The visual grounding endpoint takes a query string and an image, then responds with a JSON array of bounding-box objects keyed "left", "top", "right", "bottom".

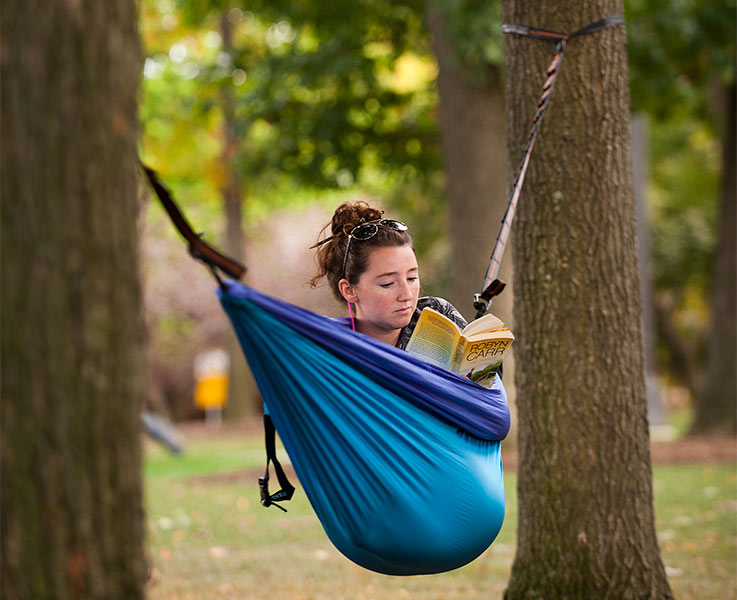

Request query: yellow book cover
[{"left": 405, "top": 308, "right": 514, "bottom": 388}]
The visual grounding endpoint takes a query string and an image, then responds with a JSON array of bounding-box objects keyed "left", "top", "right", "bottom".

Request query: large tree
[
  {"left": 501, "top": 2, "right": 673, "bottom": 597},
  {"left": 1, "top": 2, "right": 147, "bottom": 598}
]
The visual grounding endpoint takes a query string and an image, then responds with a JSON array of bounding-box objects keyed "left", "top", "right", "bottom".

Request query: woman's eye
[{"left": 380, "top": 282, "right": 393, "bottom": 288}]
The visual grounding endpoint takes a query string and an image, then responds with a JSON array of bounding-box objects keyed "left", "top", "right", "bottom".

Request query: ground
[{"left": 176, "top": 419, "right": 736, "bottom": 483}]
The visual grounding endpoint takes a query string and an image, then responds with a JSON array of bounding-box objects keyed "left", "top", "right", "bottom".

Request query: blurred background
[{"left": 138, "top": 0, "right": 735, "bottom": 437}]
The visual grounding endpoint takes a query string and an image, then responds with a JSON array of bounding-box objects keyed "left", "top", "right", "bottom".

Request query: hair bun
[
  {"left": 331, "top": 201, "right": 383, "bottom": 237},
  {"left": 311, "top": 200, "right": 412, "bottom": 301}
]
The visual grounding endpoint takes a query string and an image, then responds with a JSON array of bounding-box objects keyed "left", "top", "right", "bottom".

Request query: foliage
[
  {"left": 627, "top": 0, "right": 736, "bottom": 125},
  {"left": 140, "top": 0, "right": 231, "bottom": 207},
  {"left": 649, "top": 121, "right": 720, "bottom": 292},
  {"left": 626, "top": 0, "right": 734, "bottom": 292},
  {"left": 436, "top": 0, "right": 504, "bottom": 84},
  {"left": 141, "top": 0, "right": 440, "bottom": 197},
  {"left": 626, "top": 0, "right": 734, "bottom": 384},
  {"left": 140, "top": 0, "right": 507, "bottom": 218}
]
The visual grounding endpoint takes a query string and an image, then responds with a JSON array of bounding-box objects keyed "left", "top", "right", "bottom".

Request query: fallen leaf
[{"left": 218, "top": 583, "right": 237, "bottom": 595}]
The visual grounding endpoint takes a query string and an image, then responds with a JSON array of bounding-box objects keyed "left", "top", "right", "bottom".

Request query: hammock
[
  {"left": 140, "top": 164, "right": 509, "bottom": 574},
  {"left": 220, "top": 281, "right": 509, "bottom": 575}
]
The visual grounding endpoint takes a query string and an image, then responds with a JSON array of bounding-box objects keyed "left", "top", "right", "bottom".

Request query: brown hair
[{"left": 310, "top": 201, "right": 413, "bottom": 302}]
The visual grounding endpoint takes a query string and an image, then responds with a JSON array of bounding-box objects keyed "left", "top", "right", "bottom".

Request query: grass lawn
[{"left": 144, "top": 426, "right": 736, "bottom": 599}]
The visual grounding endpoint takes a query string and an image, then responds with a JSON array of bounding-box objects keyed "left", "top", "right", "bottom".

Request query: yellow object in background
[
  {"left": 195, "top": 376, "right": 228, "bottom": 409},
  {"left": 194, "top": 348, "right": 230, "bottom": 410}
]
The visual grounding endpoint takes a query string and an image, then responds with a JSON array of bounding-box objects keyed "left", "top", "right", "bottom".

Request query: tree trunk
[
  {"left": 690, "top": 81, "right": 737, "bottom": 435},
  {"left": 426, "top": 2, "right": 516, "bottom": 409},
  {"left": 501, "top": 2, "right": 673, "bottom": 598},
  {"left": 219, "top": 11, "right": 261, "bottom": 420},
  {"left": 1, "top": 2, "right": 147, "bottom": 599}
]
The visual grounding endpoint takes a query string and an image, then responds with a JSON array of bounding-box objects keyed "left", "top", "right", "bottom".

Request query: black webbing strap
[
  {"left": 501, "top": 15, "right": 625, "bottom": 42},
  {"left": 258, "top": 414, "right": 296, "bottom": 511},
  {"left": 140, "top": 162, "right": 246, "bottom": 283},
  {"left": 473, "top": 15, "right": 624, "bottom": 319}
]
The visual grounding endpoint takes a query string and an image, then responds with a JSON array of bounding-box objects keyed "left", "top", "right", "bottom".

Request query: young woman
[{"left": 311, "top": 201, "right": 467, "bottom": 349}]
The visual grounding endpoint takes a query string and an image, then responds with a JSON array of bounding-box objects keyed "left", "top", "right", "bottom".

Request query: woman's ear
[{"left": 338, "top": 278, "right": 358, "bottom": 304}]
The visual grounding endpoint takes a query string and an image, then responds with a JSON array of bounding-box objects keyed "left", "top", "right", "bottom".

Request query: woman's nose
[{"left": 398, "top": 281, "right": 413, "bottom": 300}]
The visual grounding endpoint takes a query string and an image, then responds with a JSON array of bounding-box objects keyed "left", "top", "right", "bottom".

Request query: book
[{"left": 405, "top": 308, "right": 514, "bottom": 388}]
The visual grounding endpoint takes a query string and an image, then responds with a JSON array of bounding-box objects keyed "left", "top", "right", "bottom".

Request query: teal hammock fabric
[{"left": 219, "top": 280, "right": 509, "bottom": 575}]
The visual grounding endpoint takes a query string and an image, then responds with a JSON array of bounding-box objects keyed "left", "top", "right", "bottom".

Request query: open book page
[
  {"left": 460, "top": 312, "right": 505, "bottom": 337},
  {"left": 404, "top": 308, "right": 462, "bottom": 370}
]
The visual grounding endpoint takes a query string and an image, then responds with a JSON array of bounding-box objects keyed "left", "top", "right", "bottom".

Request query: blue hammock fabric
[{"left": 219, "top": 280, "right": 510, "bottom": 575}]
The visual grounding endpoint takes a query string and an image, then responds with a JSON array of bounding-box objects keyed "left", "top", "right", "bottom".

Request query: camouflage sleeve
[{"left": 418, "top": 297, "right": 468, "bottom": 330}]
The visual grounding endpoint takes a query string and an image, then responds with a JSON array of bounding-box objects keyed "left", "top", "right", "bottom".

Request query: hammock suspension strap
[
  {"left": 259, "top": 414, "right": 296, "bottom": 511},
  {"left": 140, "top": 162, "right": 246, "bottom": 283},
  {"left": 473, "top": 14, "right": 625, "bottom": 319}
]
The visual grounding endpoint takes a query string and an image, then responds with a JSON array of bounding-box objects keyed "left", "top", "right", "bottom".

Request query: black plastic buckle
[
  {"left": 473, "top": 279, "right": 507, "bottom": 319},
  {"left": 258, "top": 476, "right": 293, "bottom": 512}
]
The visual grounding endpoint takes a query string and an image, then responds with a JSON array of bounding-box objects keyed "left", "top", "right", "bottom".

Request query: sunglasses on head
[
  {"left": 341, "top": 219, "right": 408, "bottom": 280},
  {"left": 311, "top": 218, "right": 408, "bottom": 248},
  {"left": 347, "top": 218, "right": 408, "bottom": 240}
]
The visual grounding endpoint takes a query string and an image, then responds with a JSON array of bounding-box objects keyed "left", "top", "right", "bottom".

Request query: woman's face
[{"left": 341, "top": 244, "right": 420, "bottom": 341}]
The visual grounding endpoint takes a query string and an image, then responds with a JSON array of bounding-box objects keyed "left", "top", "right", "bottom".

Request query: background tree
[
  {"left": 218, "top": 7, "right": 259, "bottom": 420},
  {"left": 692, "top": 83, "right": 736, "bottom": 434},
  {"left": 426, "top": 0, "right": 515, "bottom": 403},
  {"left": 501, "top": 1, "right": 673, "bottom": 597},
  {"left": 1, "top": 2, "right": 147, "bottom": 598},
  {"left": 627, "top": 0, "right": 736, "bottom": 433},
  {"left": 426, "top": 2, "right": 511, "bottom": 312}
]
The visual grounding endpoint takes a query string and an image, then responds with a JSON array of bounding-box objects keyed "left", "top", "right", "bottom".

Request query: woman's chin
[{"left": 394, "top": 313, "right": 414, "bottom": 329}]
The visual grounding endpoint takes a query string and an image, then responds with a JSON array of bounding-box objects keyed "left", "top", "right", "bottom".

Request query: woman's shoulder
[
  {"left": 418, "top": 297, "right": 467, "bottom": 325},
  {"left": 417, "top": 296, "right": 461, "bottom": 315}
]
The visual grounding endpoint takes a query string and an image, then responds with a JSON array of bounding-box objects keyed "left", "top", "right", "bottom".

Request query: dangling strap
[
  {"left": 258, "top": 414, "right": 296, "bottom": 512},
  {"left": 140, "top": 162, "right": 246, "bottom": 283},
  {"left": 473, "top": 15, "right": 624, "bottom": 319}
]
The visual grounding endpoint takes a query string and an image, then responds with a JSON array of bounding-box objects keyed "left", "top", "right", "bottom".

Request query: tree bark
[
  {"left": 219, "top": 11, "right": 262, "bottom": 420},
  {"left": 1, "top": 2, "right": 147, "bottom": 598},
  {"left": 690, "top": 81, "right": 737, "bottom": 435},
  {"left": 501, "top": 2, "right": 673, "bottom": 597},
  {"left": 426, "top": 2, "right": 516, "bottom": 408}
]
